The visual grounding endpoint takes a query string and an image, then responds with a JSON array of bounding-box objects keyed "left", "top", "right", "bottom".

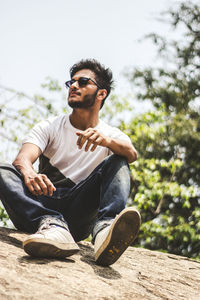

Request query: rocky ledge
[{"left": 0, "top": 227, "right": 199, "bottom": 299}]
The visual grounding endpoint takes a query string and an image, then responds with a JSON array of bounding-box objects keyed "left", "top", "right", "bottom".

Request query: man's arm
[
  {"left": 13, "top": 143, "right": 56, "bottom": 196},
  {"left": 76, "top": 128, "right": 137, "bottom": 163}
]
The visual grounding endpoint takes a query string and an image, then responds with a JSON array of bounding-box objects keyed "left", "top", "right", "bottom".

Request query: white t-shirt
[{"left": 23, "top": 114, "right": 131, "bottom": 186}]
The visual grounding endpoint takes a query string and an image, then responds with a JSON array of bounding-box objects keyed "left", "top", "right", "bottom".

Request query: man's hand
[
  {"left": 76, "top": 127, "right": 138, "bottom": 163},
  {"left": 13, "top": 143, "right": 56, "bottom": 197},
  {"left": 76, "top": 128, "right": 110, "bottom": 152},
  {"left": 24, "top": 172, "right": 56, "bottom": 196}
]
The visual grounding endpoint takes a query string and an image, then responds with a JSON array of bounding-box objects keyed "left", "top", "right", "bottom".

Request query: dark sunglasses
[{"left": 65, "top": 77, "right": 101, "bottom": 89}]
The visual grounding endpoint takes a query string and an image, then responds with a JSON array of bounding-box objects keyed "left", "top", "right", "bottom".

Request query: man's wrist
[
  {"left": 13, "top": 163, "right": 36, "bottom": 178},
  {"left": 104, "top": 136, "right": 112, "bottom": 148}
]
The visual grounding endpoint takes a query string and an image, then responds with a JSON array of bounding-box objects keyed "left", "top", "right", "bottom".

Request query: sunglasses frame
[{"left": 65, "top": 77, "right": 101, "bottom": 89}]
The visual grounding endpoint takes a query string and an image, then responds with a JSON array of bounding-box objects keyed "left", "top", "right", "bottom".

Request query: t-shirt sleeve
[
  {"left": 23, "top": 119, "right": 52, "bottom": 152},
  {"left": 107, "top": 127, "right": 131, "bottom": 143},
  {"left": 98, "top": 121, "right": 132, "bottom": 155},
  {"left": 99, "top": 121, "right": 132, "bottom": 143},
  {"left": 107, "top": 127, "right": 132, "bottom": 155}
]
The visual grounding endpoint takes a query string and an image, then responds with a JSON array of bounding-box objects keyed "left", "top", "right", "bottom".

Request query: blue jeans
[{"left": 0, "top": 155, "right": 130, "bottom": 242}]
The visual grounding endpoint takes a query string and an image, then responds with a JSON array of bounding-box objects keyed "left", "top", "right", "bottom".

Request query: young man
[{"left": 0, "top": 59, "right": 141, "bottom": 266}]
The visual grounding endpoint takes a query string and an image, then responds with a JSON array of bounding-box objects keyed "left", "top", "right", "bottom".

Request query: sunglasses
[{"left": 65, "top": 77, "right": 101, "bottom": 89}]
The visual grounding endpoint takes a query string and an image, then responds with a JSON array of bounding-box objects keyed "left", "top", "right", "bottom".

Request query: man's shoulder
[
  {"left": 38, "top": 114, "right": 69, "bottom": 128},
  {"left": 98, "top": 119, "right": 120, "bottom": 133},
  {"left": 46, "top": 114, "right": 68, "bottom": 124}
]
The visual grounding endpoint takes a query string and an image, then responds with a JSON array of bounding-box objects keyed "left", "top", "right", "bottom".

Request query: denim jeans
[{"left": 0, "top": 154, "right": 130, "bottom": 242}]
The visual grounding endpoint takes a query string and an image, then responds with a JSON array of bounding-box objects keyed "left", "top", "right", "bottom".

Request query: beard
[{"left": 68, "top": 89, "right": 98, "bottom": 109}]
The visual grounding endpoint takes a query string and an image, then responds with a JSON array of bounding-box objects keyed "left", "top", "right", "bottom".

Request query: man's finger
[
  {"left": 76, "top": 130, "right": 95, "bottom": 149},
  {"left": 25, "top": 174, "right": 56, "bottom": 196},
  {"left": 35, "top": 175, "right": 56, "bottom": 196},
  {"left": 84, "top": 133, "right": 99, "bottom": 151},
  {"left": 32, "top": 180, "right": 43, "bottom": 195},
  {"left": 90, "top": 136, "right": 103, "bottom": 152},
  {"left": 43, "top": 177, "right": 56, "bottom": 196},
  {"left": 76, "top": 132, "right": 83, "bottom": 147},
  {"left": 25, "top": 177, "right": 39, "bottom": 195},
  {"left": 27, "top": 183, "right": 38, "bottom": 196}
]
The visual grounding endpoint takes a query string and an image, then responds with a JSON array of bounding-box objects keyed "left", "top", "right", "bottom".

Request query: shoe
[
  {"left": 94, "top": 207, "right": 141, "bottom": 266},
  {"left": 23, "top": 218, "right": 80, "bottom": 258}
]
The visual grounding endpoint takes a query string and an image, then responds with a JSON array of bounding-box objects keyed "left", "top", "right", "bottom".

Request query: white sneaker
[
  {"left": 23, "top": 218, "right": 80, "bottom": 258},
  {"left": 94, "top": 207, "right": 141, "bottom": 266}
]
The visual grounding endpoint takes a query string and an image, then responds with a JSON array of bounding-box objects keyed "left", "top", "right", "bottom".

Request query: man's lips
[{"left": 70, "top": 91, "right": 81, "bottom": 97}]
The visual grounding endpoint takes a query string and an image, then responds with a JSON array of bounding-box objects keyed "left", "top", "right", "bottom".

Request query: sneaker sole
[
  {"left": 23, "top": 238, "right": 80, "bottom": 258},
  {"left": 95, "top": 208, "right": 141, "bottom": 266}
]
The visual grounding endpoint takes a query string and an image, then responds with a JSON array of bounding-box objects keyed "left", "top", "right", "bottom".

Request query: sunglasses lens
[
  {"left": 65, "top": 77, "right": 91, "bottom": 88},
  {"left": 78, "top": 77, "right": 89, "bottom": 87},
  {"left": 65, "top": 80, "right": 73, "bottom": 88}
]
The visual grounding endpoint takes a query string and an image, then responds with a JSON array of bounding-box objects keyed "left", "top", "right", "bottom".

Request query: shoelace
[
  {"left": 38, "top": 221, "right": 53, "bottom": 233},
  {"left": 37, "top": 217, "right": 69, "bottom": 233}
]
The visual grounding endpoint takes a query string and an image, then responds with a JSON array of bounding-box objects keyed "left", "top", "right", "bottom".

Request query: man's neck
[{"left": 69, "top": 109, "right": 99, "bottom": 130}]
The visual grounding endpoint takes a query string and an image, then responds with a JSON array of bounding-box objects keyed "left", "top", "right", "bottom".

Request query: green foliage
[
  {"left": 0, "top": 78, "right": 68, "bottom": 161},
  {"left": 124, "top": 1, "right": 200, "bottom": 260},
  {"left": 41, "top": 77, "right": 62, "bottom": 91},
  {"left": 100, "top": 94, "right": 132, "bottom": 126},
  {"left": 0, "top": 205, "right": 9, "bottom": 227},
  {"left": 127, "top": 109, "right": 200, "bottom": 259}
]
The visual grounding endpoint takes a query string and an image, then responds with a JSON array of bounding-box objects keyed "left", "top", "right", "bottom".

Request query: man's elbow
[
  {"left": 12, "top": 158, "right": 17, "bottom": 167},
  {"left": 127, "top": 148, "right": 138, "bottom": 163},
  {"left": 12, "top": 156, "right": 22, "bottom": 168}
]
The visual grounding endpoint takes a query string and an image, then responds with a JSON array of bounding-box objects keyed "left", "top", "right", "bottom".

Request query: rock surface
[{"left": 0, "top": 227, "right": 199, "bottom": 300}]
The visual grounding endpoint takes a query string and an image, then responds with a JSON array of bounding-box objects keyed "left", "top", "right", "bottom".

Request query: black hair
[{"left": 70, "top": 59, "right": 114, "bottom": 108}]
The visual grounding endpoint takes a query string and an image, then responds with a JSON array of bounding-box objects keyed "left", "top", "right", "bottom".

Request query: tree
[
  {"left": 0, "top": 78, "right": 69, "bottom": 157},
  {"left": 124, "top": 1, "right": 200, "bottom": 259}
]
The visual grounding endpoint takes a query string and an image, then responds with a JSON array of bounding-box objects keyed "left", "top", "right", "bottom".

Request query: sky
[{"left": 0, "top": 0, "right": 180, "bottom": 97}]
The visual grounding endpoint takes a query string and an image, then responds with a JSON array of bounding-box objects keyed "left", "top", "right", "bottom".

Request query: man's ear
[{"left": 97, "top": 89, "right": 107, "bottom": 101}]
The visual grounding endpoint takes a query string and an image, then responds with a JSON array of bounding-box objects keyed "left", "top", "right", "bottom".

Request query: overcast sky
[{"left": 0, "top": 0, "right": 182, "bottom": 96}]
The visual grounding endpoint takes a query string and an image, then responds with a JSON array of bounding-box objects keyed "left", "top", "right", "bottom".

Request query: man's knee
[
  {"left": 0, "top": 163, "right": 18, "bottom": 175},
  {"left": 103, "top": 154, "right": 130, "bottom": 176},
  {"left": 0, "top": 163, "right": 23, "bottom": 197},
  {"left": 0, "top": 163, "right": 21, "bottom": 181},
  {"left": 105, "top": 154, "right": 129, "bottom": 165}
]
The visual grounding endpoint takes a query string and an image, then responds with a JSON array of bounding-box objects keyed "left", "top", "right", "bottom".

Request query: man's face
[{"left": 67, "top": 69, "right": 99, "bottom": 109}]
